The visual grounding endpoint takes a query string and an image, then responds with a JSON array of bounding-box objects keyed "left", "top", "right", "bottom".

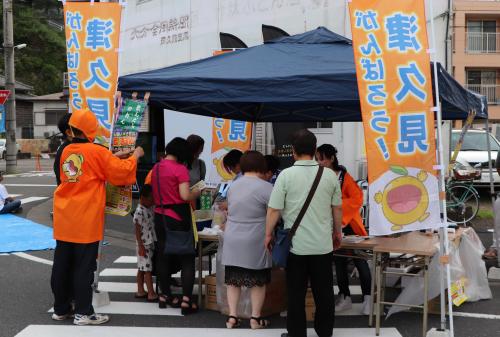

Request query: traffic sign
[{"left": 0, "top": 90, "right": 11, "bottom": 105}]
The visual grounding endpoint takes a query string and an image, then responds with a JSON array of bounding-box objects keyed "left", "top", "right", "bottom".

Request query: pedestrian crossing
[
  {"left": 15, "top": 325, "right": 403, "bottom": 337},
  {"left": 13, "top": 255, "right": 402, "bottom": 337}
]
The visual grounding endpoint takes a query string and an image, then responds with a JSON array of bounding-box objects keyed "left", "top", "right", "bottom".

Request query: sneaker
[
  {"left": 335, "top": 294, "right": 352, "bottom": 312},
  {"left": 51, "top": 312, "right": 74, "bottom": 321},
  {"left": 361, "top": 295, "right": 372, "bottom": 315},
  {"left": 73, "top": 313, "right": 110, "bottom": 326}
]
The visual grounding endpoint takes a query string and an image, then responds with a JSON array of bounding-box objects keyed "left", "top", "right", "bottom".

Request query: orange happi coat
[
  {"left": 53, "top": 142, "right": 137, "bottom": 243},
  {"left": 341, "top": 171, "right": 368, "bottom": 237}
]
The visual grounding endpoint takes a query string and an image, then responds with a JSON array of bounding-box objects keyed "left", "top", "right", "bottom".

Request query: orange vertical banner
[
  {"left": 64, "top": 2, "right": 122, "bottom": 146},
  {"left": 211, "top": 118, "right": 252, "bottom": 182},
  {"left": 349, "top": 0, "right": 440, "bottom": 235}
]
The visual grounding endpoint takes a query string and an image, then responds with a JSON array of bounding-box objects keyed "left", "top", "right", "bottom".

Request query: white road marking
[
  {"left": 114, "top": 256, "right": 137, "bottom": 264},
  {"left": 4, "top": 171, "right": 55, "bottom": 178},
  {"left": 453, "top": 312, "right": 500, "bottom": 320},
  {"left": 100, "top": 268, "right": 210, "bottom": 278},
  {"left": 100, "top": 268, "right": 139, "bottom": 277},
  {"left": 98, "top": 282, "right": 203, "bottom": 295},
  {"left": 12, "top": 252, "right": 53, "bottom": 265},
  {"left": 9, "top": 194, "right": 22, "bottom": 198},
  {"left": 48, "top": 302, "right": 182, "bottom": 316},
  {"left": 19, "top": 196, "right": 49, "bottom": 204},
  {"left": 14, "top": 326, "right": 403, "bottom": 337},
  {"left": 112, "top": 256, "right": 363, "bottom": 295},
  {"left": 4, "top": 184, "right": 56, "bottom": 187}
]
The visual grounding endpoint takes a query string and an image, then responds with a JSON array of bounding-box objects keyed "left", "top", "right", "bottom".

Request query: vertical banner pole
[{"left": 428, "top": 0, "right": 454, "bottom": 335}]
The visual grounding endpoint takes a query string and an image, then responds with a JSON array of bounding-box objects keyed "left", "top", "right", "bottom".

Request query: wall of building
[
  {"left": 15, "top": 100, "right": 34, "bottom": 139},
  {"left": 33, "top": 100, "right": 68, "bottom": 139},
  {"left": 453, "top": 0, "right": 500, "bottom": 121}
]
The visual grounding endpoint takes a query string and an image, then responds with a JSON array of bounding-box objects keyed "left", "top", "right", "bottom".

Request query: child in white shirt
[{"left": 0, "top": 171, "right": 21, "bottom": 214}]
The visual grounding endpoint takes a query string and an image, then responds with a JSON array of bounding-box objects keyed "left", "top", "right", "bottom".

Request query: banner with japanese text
[
  {"left": 64, "top": 2, "right": 122, "bottom": 146},
  {"left": 210, "top": 118, "right": 252, "bottom": 183},
  {"left": 106, "top": 98, "right": 147, "bottom": 216},
  {"left": 349, "top": 0, "right": 440, "bottom": 235}
]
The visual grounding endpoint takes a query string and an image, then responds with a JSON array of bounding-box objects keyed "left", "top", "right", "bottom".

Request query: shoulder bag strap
[
  {"left": 155, "top": 164, "right": 168, "bottom": 227},
  {"left": 287, "top": 166, "right": 324, "bottom": 239}
]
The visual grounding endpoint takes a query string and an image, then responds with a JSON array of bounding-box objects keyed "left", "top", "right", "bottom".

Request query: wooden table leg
[
  {"left": 369, "top": 252, "right": 376, "bottom": 327},
  {"left": 197, "top": 240, "right": 203, "bottom": 308},
  {"left": 375, "top": 252, "right": 382, "bottom": 336},
  {"left": 423, "top": 256, "right": 430, "bottom": 337}
]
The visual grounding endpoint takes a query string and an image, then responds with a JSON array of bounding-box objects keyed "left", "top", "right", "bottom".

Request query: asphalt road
[{"left": 0, "top": 159, "right": 499, "bottom": 337}]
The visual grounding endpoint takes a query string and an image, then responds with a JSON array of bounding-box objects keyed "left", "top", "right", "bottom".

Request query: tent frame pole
[
  {"left": 484, "top": 119, "right": 500, "bottom": 267},
  {"left": 429, "top": 0, "right": 454, "bottom": 336}
]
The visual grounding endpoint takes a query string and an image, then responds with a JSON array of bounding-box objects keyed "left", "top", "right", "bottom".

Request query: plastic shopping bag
[{"left": 216, "top": 233, "right": 253, "bottom": 318}]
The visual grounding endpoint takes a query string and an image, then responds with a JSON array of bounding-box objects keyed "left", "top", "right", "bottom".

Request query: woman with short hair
[{"left": 222, "top": 151, "right": 273, "bottom": 329}]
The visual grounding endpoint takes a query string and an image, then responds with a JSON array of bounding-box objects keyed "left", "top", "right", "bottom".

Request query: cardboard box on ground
[{"left": 205, "top": 269, "right": 287, "bottom": 318}]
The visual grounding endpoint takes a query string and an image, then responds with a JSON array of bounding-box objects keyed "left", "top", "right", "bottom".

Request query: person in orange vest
[
  {"left": 316, "top": 144, "right": 371, "bottom": 315},
  {"left": 51, "top": 108, "right": 144, "bottom": 326}
]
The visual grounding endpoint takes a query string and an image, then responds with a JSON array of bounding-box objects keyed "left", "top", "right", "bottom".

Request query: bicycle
[{"left": 445, "top": 178, "right": 480, "bottom": 225}]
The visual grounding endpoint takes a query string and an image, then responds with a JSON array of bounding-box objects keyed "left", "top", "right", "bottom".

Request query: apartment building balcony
[
  {"left": 466, "top": 32, "right": 500, "bottom": 54},
  {"left": 466, "top": 84, "right": 500, "bottom": 105}
]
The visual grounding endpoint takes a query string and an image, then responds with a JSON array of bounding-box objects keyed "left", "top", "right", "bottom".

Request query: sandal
[
  {"left": 250, "top": 316, "right": 270, "bottom": 329},
  {"left": 483, "top": 248, "right": 497, "bottom": 260},
  {"left": 147, "top": 296, "right": 159, "bottom": 303},
  {"left": 134, "top": 293, "right": 147, "bottom": 299},
  {"left": 180, "top": 298, "right": 199, "bottom": 315},
  {"left": 158, "top": 295, "right": 180, "bottom": 309},
  {"left": 225, "top": 315, "right": 241, "bottom": 329}
]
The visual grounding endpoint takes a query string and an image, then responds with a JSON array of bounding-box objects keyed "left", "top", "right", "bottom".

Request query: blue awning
[{"left": 119, "top": 27, "right": 487, "bottom": 122}]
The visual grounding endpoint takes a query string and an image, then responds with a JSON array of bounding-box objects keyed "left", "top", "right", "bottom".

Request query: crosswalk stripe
[
  {"left": 100, "top": 268, "right": 210, "bottom": 279},
  {"left": 114, "top": 256, "right": 137, "bottom": 264},
  {"left": 48, "top": 302, "right": 182, "bottom": 316},
  {"left": 14, "top": 326, "right": 403, "bottom": 337},
  {"left": 97, "top": 280, "right": 361, "bottom": 297},
  {"left": 100, "top": 268, "right": 137, "bottom": 277},
  {"left": 98, "top": 282, "right": 204, "bottom": 295}
]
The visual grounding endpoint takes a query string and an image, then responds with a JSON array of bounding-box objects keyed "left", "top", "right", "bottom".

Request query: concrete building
[
  {"left": 30, "top": 92, "right": 69, "bottom": 139},
  {"left": 453, "top": 0, "right": 500, "bottom": 124}
]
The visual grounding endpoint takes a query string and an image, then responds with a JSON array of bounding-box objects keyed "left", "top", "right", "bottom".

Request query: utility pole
[{"left": 3, "top": 0, "right": 16, "bottom": 173}]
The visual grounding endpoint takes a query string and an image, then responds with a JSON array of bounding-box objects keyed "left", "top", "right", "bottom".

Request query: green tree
[{"left": 0, "top": 1, "right": 66, "bottom": 95}]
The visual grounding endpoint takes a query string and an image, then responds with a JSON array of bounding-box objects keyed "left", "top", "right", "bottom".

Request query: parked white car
[
  {"left": 0, "top": 139, "right": 21, "bottom": 159},
  {"left": 451, "top": 129, "right": 500, "bottom": 187}
]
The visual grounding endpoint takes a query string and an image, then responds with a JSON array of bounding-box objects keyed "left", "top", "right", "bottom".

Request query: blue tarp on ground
[
  {"left": 0, "top": 214, "right": 55, "bottom": 253},
  {"left": 118, "top": 27, "right": 488, "bottom": 122}
]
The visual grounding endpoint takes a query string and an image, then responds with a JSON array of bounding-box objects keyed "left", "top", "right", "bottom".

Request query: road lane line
[
  {"left": 19, "top": 196, "right": 49, "bottom": 204},
  {"left": 12, "top": 252, "right": 53, "bottom": 265},
  {"left": 453, "top": 312, "right": 500, "bottom": 320}
]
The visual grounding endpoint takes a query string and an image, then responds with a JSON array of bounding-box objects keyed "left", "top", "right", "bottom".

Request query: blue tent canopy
[{"left": 118, "top": 27, "right": 487, "bottom": 122}]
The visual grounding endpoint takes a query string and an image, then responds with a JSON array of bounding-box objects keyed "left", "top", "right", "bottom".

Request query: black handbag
[
  {"left": 272, "top": 166, "right": 324, "bottom": 268},
  {"left": 155, "top": 164, "right": 195, "bottom": 255}
]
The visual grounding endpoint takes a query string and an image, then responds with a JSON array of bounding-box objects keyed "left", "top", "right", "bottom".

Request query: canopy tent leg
[
  {"left": 429, "top": 1, "right": 454, "bottom": 335},
  {"left": 485, "top": 119, "right": 500, "bottom": 274}
]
